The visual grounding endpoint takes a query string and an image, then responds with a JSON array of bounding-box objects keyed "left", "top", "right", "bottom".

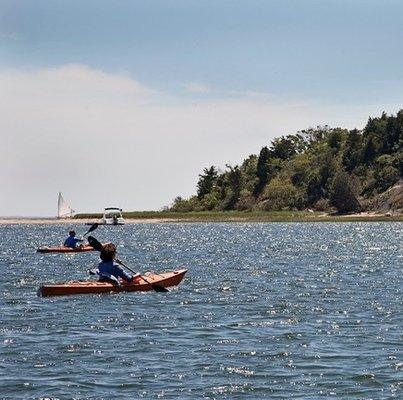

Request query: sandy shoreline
[
  {"left": 0, "top": 212, "right": 401, "bottom": 225},
  {"left": 0, "top": 218, "right": 179, "bottom": 225}
]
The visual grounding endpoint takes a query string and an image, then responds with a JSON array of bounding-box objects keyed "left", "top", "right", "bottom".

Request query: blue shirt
[
  {"left": 97, "top": 261, "right": 133, "bottom": 282},
  {"left": 64, "top": 236, "right": 82, "bottom": 248}
]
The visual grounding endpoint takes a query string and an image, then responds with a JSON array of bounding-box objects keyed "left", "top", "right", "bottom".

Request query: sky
[{"left": 0, "top": 0, "right": 402, "bottom": 216}]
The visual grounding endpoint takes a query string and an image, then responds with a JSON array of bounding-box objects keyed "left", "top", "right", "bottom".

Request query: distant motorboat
[
  {"left": 102, "top": 207, "right": 125, "bottom": 225},
  {"left": 58, "top": 192, "right": 75, "bottom": 219}
]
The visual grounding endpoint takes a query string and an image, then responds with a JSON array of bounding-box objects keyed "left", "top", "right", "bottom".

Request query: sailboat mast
[{"left": 57, "top": 192, "right": 62, "bottom": 219}]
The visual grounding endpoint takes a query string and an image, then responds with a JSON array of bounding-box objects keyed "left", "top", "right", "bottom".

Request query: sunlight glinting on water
[{"left": 0, "top": 222, "right": 402, "bottom": 399}]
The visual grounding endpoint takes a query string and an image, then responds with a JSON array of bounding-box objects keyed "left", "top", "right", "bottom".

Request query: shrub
[
  {"left": 261, "top": 178, "right": 305, "bottom": 210},
  {"left": 235, "top": 190, "right": 256, "bottom": 210},
  {"left": 200, "top": 192, "right": 220, "bottom": 211},
  {"left": 329, "top": 171, "right": 361, "bottom": 213},
  {"left": 171, "top": 196, "right": 201, "bottom": 212},
  {"left": 375, "top": 165, "right": 400, "bottom": 192},
  {"left": 313, "top": 198, "right": 330, "bottom": 211}
]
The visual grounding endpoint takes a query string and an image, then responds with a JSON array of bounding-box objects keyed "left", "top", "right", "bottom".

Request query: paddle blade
[
  {"left": 138, "top": 274, "right": 170, "bottom": 293},
  {"left": 152, "top": 284, "right": 169, "bottom": 293},
  {"left": 83, "top": 223, "right": 99, "bottom": 237},
  {"left": 87, "top": 236, "right": 104, "bottom": 252}
]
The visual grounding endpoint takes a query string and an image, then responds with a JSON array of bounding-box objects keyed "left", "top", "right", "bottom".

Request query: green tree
[
  {"left": 253, "top": 146, "right": 270, "bottom": 197},
  {"left": 171, "top": 196, "right": 193, "bottom": 212},
  {"left": 235, "top": 189, "right": 255, "bottom": 210},
  {"left": 170, "top": 109, "right": 403, "bottom": 214},
  {"left": 342, "top": 129, "right": 362, "bottom": 172},
  {"left": 374, "top": 155, "right": 400, "bottom": 192},
  {"left": 361, "top": 136, "right": 377, "bottom": 165},
  {"left": 376, "top": 166, "right": 400, "bottom": 192},
  {"left": 290, "top": 154, "right": 311, "bottom": 187},
  {"left": 223, "top": 165, "right": 242, "bottom": 210},
  {"left": 200, "top": 192, "right": 220, "bottom": 210},
  {"left": 318, "top": 151, "right": 339, "bottom": 193},
  {"left": 261, "top": 178, "right": 305, "bottom": 210},
  {"left": 299, "top": 126, "right": 329, "bottom": 144},
  {"left": 240, "top": 155, "right": 258, "bottom": 194},
  {"left": 269, "top": 136, "right": 297, "bottom": 160},
  {"left": 329, "top": 171, "right": 361, "bottom": 213},
  {"left": 306, "top": 171, "right": 323, "bottom": 205},
  {"left": 397, "top": 151, "right": 403, "bottom": 177},
  {"left": 326, "top": 129, "right": 344, "bottom": 151},
  {"left": 197, "top": 166, "right": 218, "bottom": 199}
]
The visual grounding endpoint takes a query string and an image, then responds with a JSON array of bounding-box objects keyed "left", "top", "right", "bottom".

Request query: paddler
[
  {"left": 63, "top": 230, "right": 84, "bottom": 249},
  {"left": 97, "top": 243, "right": 140, "bottom": 285}
]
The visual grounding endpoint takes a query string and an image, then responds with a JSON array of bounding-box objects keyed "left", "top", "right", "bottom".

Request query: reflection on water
[{"left": 0, "top": 222, "right": 402, "bottom": 399}]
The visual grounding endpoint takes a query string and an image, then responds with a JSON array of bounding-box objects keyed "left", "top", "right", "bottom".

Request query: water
[{"left": 0, "top": 222, "right": 402, "bottom": 399}]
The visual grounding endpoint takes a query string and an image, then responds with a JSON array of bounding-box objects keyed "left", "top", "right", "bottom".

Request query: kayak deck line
[
  {"left": 37, "top": 244, "right": 109, "bottom": 253},
  {"left": 38, "top": 269, "right": 187, "bottom": 297}
]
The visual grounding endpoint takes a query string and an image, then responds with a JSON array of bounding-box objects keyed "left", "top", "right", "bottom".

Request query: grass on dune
[{"left": 74, "top": 210, "right": 403, "bottom": 222}]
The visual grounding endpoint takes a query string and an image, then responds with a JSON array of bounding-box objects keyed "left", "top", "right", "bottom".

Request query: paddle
[
  {"left": 61, "top": 223, "right": 98, "bottom": 249},
  {"left": 82, "top": 223, "right": 99, "bottom": 238},
  {"left": 87, "top": 236, "right": 169, "bottom": 292}
]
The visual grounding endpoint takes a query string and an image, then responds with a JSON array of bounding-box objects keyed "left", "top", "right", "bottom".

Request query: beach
[
  {"left": 0, "top": 211, "right": 401, "bottom": 225},
  {"left": 0, "top": 218, "right": 179, "bottom": 225}
]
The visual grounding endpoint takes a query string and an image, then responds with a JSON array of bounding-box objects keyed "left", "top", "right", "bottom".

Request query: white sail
[{"left": 57, "top": 192, "right": 75, "bottom": 218}]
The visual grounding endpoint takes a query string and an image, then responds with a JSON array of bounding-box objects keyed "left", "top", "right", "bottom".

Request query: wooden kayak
[
  {"left": 38, "top": 269, "right": 187, "bottom": 297},
  {"left": 37, "top": 244, "right": 103, "bottom": 253}
]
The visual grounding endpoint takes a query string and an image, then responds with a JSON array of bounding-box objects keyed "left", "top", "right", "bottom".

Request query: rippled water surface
[{"left": 0, "top": 222, "right": 402, "bottom": 399}]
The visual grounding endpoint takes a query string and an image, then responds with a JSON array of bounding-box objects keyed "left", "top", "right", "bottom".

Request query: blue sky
[
  {"left": 2, "top": 0, "right": 403, "bottom": 103},
  {"left": 0, "top": 1, "right": 402, "bottom": 215}
]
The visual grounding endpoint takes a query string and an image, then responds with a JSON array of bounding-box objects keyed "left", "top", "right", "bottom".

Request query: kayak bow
[{"left": 38, "top": 269, "right": 187, "bottom": 297}]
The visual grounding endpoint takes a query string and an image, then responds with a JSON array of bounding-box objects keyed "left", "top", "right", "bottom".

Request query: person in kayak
[
  {"left": 97, "top": 243, "right": 140, "bottom": 285},
  {"left": 63, "top": 230, "right": 84, "bottom": 249}
]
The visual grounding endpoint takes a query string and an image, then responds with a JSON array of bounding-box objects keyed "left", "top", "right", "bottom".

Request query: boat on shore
[
  {"left": 103, "top": 207, "right": 125, "bottom": 225},
  {"left": 38, "top": 269, "right": 187, "bottom": 296}
]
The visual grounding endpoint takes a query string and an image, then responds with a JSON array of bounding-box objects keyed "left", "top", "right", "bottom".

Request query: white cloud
[
  {"left": 182, "top": 82, "right": 214, "bottom": 94},
  {"left": 0, "top": 65, "right": 401, "bottom": 216}
]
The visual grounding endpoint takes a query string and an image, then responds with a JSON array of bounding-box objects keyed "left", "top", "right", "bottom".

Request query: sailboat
[{"left": 57, "top": 192, "right": 75, "bottom": 219}]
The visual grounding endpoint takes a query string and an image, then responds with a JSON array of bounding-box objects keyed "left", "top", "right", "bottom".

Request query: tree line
[{"left": 171, "top": 110, "right": 403, "bottom": 213}]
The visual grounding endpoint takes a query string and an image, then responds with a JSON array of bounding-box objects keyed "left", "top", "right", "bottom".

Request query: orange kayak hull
[
  {"left": 37, "top": 245, "right": 102, "bottom": 253},
  {"left": 38, "top": 269, "right": 187, "bottom": 297}
]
